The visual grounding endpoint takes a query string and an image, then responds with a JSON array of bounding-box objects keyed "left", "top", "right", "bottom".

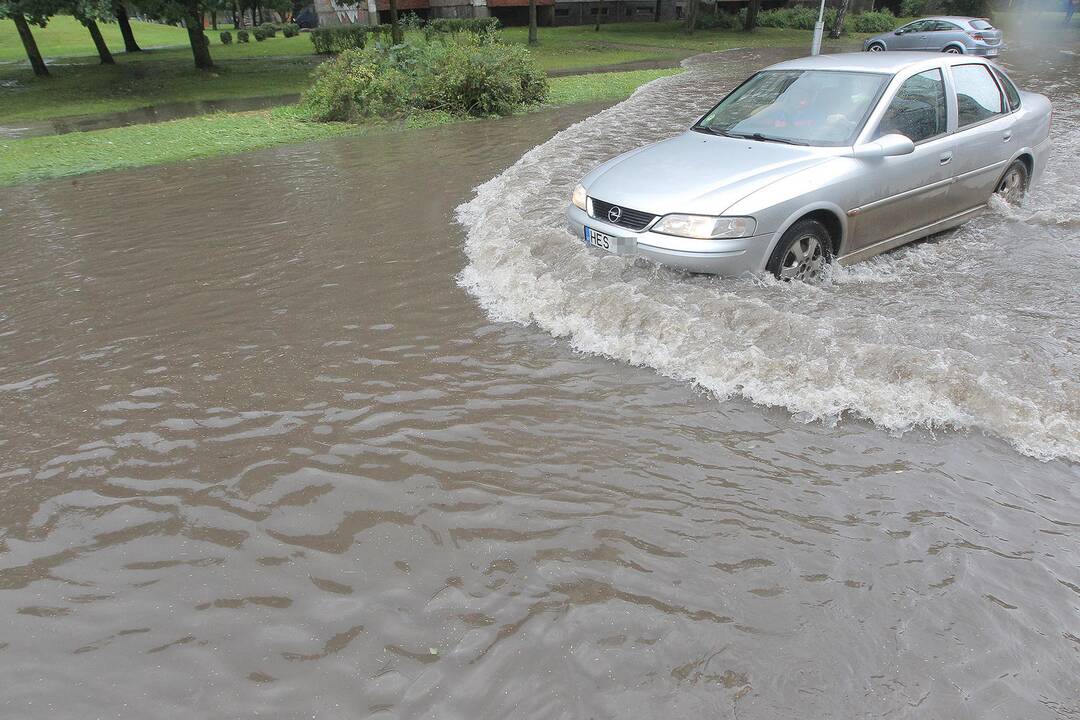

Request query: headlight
[
  {"left": 571, "top": 184, "right": 588, "bottom": 211},
  {"left": 651, "top": 215, "right": 756, "bottom": 239}
]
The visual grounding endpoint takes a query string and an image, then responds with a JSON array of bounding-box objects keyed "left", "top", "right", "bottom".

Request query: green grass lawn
[
  {"left": 0, "top": 67, "right": 682, "bottom": 186},
  {"left": 0, "top": 15, "right": 191, "bottom": 60}
]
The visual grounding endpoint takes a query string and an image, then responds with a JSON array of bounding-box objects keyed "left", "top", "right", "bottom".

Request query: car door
[
  {"left": 894, "top": 20, "right": 932, "bottom": 50},
  {"left": 846, "top": 68, "right": 954, "bottom": 254},
  {"left": 946, "top": 62, "right": 1014, "bottom": 213}
]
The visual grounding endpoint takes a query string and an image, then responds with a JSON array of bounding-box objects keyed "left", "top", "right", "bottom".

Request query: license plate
[
  {"left": 987, "top": 48, "right": 999, "bottom": 56},
  {"left": 584, "top": 226, "right": 620, "bottom": 254}
]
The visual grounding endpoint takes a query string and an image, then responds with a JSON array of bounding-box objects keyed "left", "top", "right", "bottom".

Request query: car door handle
[
  {"left": 939, "top": 152, "right": 953, "bottom": 165},
  {"left": 1003, "top": 130, "right": 1013, "bottom": 142}
]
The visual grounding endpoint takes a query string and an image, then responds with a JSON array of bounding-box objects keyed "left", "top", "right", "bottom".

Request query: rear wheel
[
  {"left": 767, "top": 219, "right": 833, "bottom": 283},
  {"left": 995, "top": 159, "right": 1029, "bottom": 205},
  {"left": 867, "top": 42, "right": 885, "bottom": 52},
  {"left": 943, "top": 45, "right": 964, "bottom": 54}
]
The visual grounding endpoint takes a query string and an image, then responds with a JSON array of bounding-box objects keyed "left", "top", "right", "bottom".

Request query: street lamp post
[{"left": 811, "top": 0, "right": 826, "bottom": 55}]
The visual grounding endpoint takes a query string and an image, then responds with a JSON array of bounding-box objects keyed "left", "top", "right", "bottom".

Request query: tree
[
  {"left": 113, "top": 0, "right": 141, "bottom": 51},
  {"left": 593, "top": 0, "right": 603, "bottom": 31},
  {"left": 388, "top": 0, "right": 401, "bottom": 43},
  {"left": 744, "top": 0, "right": 760, "bottom": 31},
  {"left": 70, "top": 0, "right": 117, "bottom": 64},
  {"left": 528, "top": 0, "right": 537, "bottom": 45},
  {"left": 684, "top": 0, "right": 698, "bottom": 33},
  {"left": 142, "top": 0, "right": 214, "bottom": 68},
  {"left": 829, "top": 0, "right": 849, "bottom": 39},
  {"left": 0, "top": 0, "right": 61, "bottom": 77}
]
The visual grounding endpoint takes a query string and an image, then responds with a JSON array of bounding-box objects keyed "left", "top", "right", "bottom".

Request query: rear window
[{"left": 970, "top": 20, "right": 994, "bottom": 30}]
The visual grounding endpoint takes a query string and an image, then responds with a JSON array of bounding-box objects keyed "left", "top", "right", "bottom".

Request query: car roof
[{"left": 764, "top": 51, "right": 988, "bottom": 76}]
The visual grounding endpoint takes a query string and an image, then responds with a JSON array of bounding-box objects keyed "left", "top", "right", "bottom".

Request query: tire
[
  {"left": 766, "top": 219, "right": 833, "bottom": 282},
  {"left": 995, "top": 159, "right": 1029, "bottom": 205},
  {"left": 943, "top": 46, "right": 964, "bottom": 54},
  {"left": 867, "top": 43, "right": 885, "bottom": 52}
]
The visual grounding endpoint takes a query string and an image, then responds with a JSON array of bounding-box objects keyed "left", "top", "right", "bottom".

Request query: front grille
[{"left": 590, "top": 198, "right": 657, "bottom": 232}]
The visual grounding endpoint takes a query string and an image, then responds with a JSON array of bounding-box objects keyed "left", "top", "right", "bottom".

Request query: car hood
[{"left": 583, "top": 131, "right": 834, "bottom": 217}]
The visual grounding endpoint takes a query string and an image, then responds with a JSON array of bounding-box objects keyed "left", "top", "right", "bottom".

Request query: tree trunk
[
  {"left": 654, "top": 0, "right": 661, "bottom": 21},
  {"left": 594, "top": 0, "right": 604, "bottom": 31},
  {"left": 232, "top": 1, "right": 239, "bottom": 28},
  {"left": 114, "top": 2, "right": 142, "bottom": 52},
  {"left": 211, "top": 11, "right": 218, "bottom": 29},
  {"left": 685, "top": 0, "right": 698, "bottom": 34},
  {"left": 81, "top": 17, "right": 116, "bottom": 64},
  {"left": 389, "top": 0, "right": 402, "bottom": 43},
  {"left": 12, "top": 13, "right": 49, "bottom": 77},
  {"left": 744, "top": 0, "right": 760, "bottom": 31},
  {"left": 528, "top": 0, "right": 538, "bottom": 44},
  {"left": 250, "top": 5, "right": 256, "bottom": 27},
  {"left": 830, "top": 0, "right": 850, "bottom": 39},
  {"left": 186, "top": 6, "right": 214, "bottom": 69}
]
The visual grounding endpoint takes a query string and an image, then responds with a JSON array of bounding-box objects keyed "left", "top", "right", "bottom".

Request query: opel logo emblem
[{"left": 608, "top": 206, "right": 623, "bottom": 223}]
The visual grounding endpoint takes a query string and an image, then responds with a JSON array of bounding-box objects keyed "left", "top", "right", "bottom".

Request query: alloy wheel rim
[
  {"left": 996, "top": 166, "right": 1025, "bottom": 204},
  {"left": 869, "top": 44, "right": 884, "bottom": 51},
  {"left": 944, "top": 47, "right": 961, "bottom": 54},
  {"left": 780, "top": 235, "right": 825, "bottom": 282}
]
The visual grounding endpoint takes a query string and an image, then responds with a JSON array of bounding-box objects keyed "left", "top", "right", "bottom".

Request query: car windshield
[{"left": 694, "top": 70, "right": 890, "bottom": 147}]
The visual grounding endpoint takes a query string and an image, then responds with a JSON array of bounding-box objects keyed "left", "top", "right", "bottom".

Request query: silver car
[
  {"left": 864, "top": 16, "right": 1003, "bottom": 56},
  {"left": 565, "top": 53, "right": 1051, "bottom": 280}
]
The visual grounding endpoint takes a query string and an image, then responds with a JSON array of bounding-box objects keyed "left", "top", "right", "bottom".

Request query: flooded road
[{"left": 1, "top": 47, "right": 1078, "bottom": 719}]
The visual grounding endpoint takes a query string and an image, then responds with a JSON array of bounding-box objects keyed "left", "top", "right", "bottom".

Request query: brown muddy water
[
  {"left": 1, "top": 48, "right": 1078, "bottom": 719},
  {"left": 0, "top": 95, "right": 302, "bottom": 140}
]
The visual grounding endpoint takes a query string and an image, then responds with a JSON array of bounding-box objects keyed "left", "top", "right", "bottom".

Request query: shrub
[
  {"left": 400, "top": 11, "right": 424, "bottom": 30},
  {"left": 259, "top": 23, "right": 278, "bottom": 38},
  {"left": 301, "top": 34, "right": 547, "bottom": 122},
  {"left": 220, "top": 30, "right": 232, "bottom": 45},
  {"left": 252, "top": 27, "right": 267, "bottom": 41},
  {"left": 282, "top": 22, "right": 300, "bottom": 37},
  {"left": 695, "top": 11, "right": 742, "bottom": 30},
  {"left": 900, "top": 0, "right": 928, "bottom": 17},
  {"left": 310, "top": 25, "right": 369, "bottom": 54},
  {"left": 849, "top": 10, "right": 897, "bottom": 33},
  {"left": 237, "top": 29, "right": 249, "bottom": 43},
  {"left": 422, "top": 17, "right": 501, "bottom": 41}
]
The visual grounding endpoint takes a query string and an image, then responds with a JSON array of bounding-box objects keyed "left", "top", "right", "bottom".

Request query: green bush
[
  {"left": 237, "top": 29, "right": 249, "bottom": 43},
  {"left": 422, "top": 17, "right": 501, "bottom": 41},
  {"left": 220, "top": 30, "right": 232, "bottom": 44},
  {"left": 259, "top": 23, "right": 278, "bottom": 38},
  {"left": 695, "top": 11, "right": 742, "bottom": 30},
  {"left": 252, "top": 26, "right": 267, "bottom": 41},
  {"left": 282, "top": 22, "right": 300, "bottom": 37},
  {"left": 400, "top": 11, "right": 424, "bottom": 30},
  {"left": 848, "top": 10, "right": 897, "bottom": 33},
  {"left": 900, "top": 0, "right": 929, "bottom": 17},
  {"left": 310, "top": 25, "right": 369, "bottom": 54},
  {"left": 302, "top": 34, "right": 547, "bottom": 122}
]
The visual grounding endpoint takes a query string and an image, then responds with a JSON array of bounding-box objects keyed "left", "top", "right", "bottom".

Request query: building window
[
  {"left": 590, "top": 6, "right": 609, "bottom": 14},
  {"left": 554, "top": 7, "right": 570, "bottom": 15},
  {"left": 636, "top": 5, "right": 653, "bottom": 12}
]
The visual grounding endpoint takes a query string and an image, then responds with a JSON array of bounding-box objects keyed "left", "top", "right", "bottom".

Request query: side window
[
  {"left": 874, "top": 69, "right": 947, "bottom": 142},
  {"left": 992, "top": 67, "right": 1022, "bottom": 110},
  {"left": 953, "top": 64, "right": 1005, "bottom": 127},
  {"left": 932, "top": 21, "right": 961, "bottom": 31}
]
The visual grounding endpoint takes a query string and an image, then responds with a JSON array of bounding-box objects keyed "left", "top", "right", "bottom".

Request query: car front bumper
[{"left": 566, "top": 204, "right": 773, "bottom": 276}]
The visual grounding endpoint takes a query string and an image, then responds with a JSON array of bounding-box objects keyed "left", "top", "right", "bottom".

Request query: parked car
[
  {"left": 566, "top": 53, "right": 1051, "bottom": 280},
  {"left": 864, "top": 16, "right": 1003, "bottom": 56}
]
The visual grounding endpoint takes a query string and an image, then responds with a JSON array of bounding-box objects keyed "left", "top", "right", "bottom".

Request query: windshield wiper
[
  {"left": 691, "top": 125, "right": 729, "bottom": 137},
  {"left": 727, "top": 132, "right": 807, "bottom": 146}
]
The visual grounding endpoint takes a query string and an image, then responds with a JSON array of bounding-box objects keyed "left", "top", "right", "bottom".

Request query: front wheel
[
  {"left": 867, "top": 43, "right": 885, "bottom": 52},
  {"left": 995, "top": 159, "right": 1029, "bottom": 205},
  {"left": 767, "top": 219, "right": 833, "bottom": 283}
]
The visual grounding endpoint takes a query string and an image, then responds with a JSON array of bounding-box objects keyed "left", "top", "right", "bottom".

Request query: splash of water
[{"left": 457, "top": 51, "right": 1080, "bottom": 463}]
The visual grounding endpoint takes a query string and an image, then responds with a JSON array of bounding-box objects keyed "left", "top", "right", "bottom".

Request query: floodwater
[
  {"left": 0, "top": 46, "right": 1078, "bottom": 720},
  {"left": 0, "top": 94, "right": 300, "bottom": 140}
]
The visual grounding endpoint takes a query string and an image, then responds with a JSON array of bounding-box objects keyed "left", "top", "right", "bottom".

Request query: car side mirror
[
  {"left": 852, "top": 133, "right": 916, "bottom": 159},
  {"left": 894, "top": 29, "right": 905, "bottom": 35}
]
